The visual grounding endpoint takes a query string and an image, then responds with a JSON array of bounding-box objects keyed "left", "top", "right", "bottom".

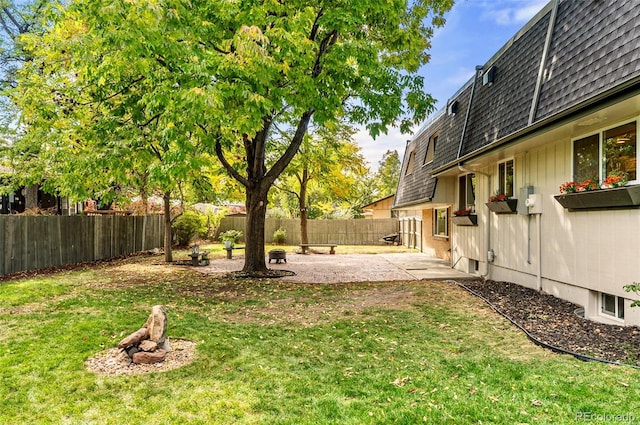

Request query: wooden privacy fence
[
  {"left": 0, "top": 215, "right": 164, "bottom": 276},
  {"left": 217, "top": 217, "right": 399, "bottom": 245}
]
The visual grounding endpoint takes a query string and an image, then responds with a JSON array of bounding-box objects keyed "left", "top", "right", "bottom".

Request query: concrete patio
[{"left": 199, "top": 251, "right": 474, "bottom": 283}]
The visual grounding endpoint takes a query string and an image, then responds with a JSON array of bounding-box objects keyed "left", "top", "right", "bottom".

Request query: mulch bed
[
  {"left": 227, "top": 270, "right": 297, "bottom": 279},
  {"left": 459, "top": 280, "right": 640, "bottom": 367}
]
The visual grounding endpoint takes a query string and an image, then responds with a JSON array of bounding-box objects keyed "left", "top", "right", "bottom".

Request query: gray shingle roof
[
  {"left": 536, "top": 0, "right": 640, "bottom": 120},
  {"left": 395, "top": 0, "right": 640, "bottom": 208}
]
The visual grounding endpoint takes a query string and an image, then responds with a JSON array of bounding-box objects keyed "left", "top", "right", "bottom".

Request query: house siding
[{"left": 394, "top": 0, "right": 640, "bottom": 325}]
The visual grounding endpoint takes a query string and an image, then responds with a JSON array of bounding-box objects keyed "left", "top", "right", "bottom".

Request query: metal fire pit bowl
[{"left": 268, "top": 249, "right": 287, "bottom": 264}]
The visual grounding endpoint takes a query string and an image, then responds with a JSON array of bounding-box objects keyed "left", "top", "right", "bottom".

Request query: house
[
  {"left": 361, "top": 194, "right": 396, "bottom": 219},
  {"left": 394, "top": 0, "right": 640, "bottom": 326}
]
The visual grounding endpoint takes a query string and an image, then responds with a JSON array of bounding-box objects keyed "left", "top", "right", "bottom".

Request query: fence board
[
  {"left": 0, "top": 215, "right": 164, "bottom": 276},
  {"left": 217, "top": 217, "right": 398, "bottom": 245}
]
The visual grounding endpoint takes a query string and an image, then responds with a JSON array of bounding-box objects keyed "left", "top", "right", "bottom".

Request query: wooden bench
[{"left": 299, "top": 243, "right": 337, "bottom": 255}]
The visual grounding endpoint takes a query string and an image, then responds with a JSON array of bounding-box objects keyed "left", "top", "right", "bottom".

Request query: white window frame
[
  {"left": 571, "top": 118, "right": 639, "bottom": 185},
  {"left": 433, "top": 207, "right": 448, "bottom": 238},
  {"left": 458, "top": 173, "right": 476, "bottom": 211},
  {"left": 424, "top": 133, "right": 438, "bottom": 166},
  {"left": 405, "top": 150, "right": 416, "bottom": 175},
  {"left": 600, "top": 292, "right": 625, "bottom": 321},
  {"left": 497, "top": 158, "right": 515, "bottom": 198}
]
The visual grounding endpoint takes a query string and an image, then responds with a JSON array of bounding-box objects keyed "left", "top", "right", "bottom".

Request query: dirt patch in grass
[
  {"left": 222, "top": 284, "right": 418, "bottom": 327},
  {"left": 460, "top": 280, "right": 640, "bottom": 366},
  {"left": 85, "top": 338, "right": 197, "bottom": 376}
]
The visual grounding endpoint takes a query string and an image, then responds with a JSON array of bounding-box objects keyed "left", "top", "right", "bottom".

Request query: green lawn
[{"left": 0, "top": 250, "right": 638, "bottom": 424}]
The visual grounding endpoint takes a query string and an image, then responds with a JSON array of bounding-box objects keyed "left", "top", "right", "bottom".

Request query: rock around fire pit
[
  {"left": 86, "top": 305, "right": 197, "bottom": 375},
  {"left": 118, "top": 305, "right": 170, "bottom": 364}
]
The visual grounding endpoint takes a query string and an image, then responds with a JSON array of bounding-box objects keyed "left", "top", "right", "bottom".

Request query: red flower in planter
[
  {"left": 453, "top": 209, "right": 472, "bottom": 216},
  {"left": 559, "top": 181, "right": 577, "bottom": 194},
  {"left": 488, "top": 193, "right": 507, "bottom": 202}
]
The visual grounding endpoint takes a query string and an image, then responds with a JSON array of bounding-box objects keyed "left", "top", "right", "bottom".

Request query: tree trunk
[
  {"left": 25, "top": 185, "right": 38, "bottom": 210},
  {"left": 163, "top": 191, "right": 173, "bottom": 263},
  {"left": 243, "top": 186, "right": 269, "bottom": 272},
  {"left": 299, "top": 168, "right": 309, "bottom": 245}
]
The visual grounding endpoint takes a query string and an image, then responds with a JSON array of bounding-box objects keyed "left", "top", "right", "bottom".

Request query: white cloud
[
  {"left": 354, "top": 125, "right": 412, "bottom": 171},
  {"left": 446, "top": 67, "right": 476, "bottom": 88},
  {"left": 482, "top": 0, "right": 548, "bottom": 26}
]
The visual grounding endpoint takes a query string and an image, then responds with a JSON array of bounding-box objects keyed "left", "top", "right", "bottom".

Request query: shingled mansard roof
[{"left": 394, "top": 0, "right": 640, "bottom": 209}]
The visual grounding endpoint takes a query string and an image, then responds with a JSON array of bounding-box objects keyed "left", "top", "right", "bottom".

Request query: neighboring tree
[
  {"left": 0, "top": 0, "right": 48, "bottom": 94},
  {"left": 371, "top": 150, "right": 402, "bottom": 199},
  {"left": 13, "top": 0, "right": 452, "bottom": 272},
  {"left": 272, "top": 124, "right": 368, "bottom": 244}
]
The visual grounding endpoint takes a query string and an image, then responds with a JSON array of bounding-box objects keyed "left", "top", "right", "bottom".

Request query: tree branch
[
  {"left": 215, "top": 139, "right": 251, "bottom": 188},
  {"left": 312, "top": 30, "right": 339, "bottom": 78},
  {"left": 272, "top": 181, "right": 300, "bottom": 201},
  {"left": 309, "top": 7, "right": 324, "bottom": 41},
  {"left": 265, "top": 108, "right": 314, "bottom": 183}
]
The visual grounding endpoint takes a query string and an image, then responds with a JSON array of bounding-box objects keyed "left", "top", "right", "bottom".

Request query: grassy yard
[{"left": 1, "top": 250, "right": 638, "bottom": 424}]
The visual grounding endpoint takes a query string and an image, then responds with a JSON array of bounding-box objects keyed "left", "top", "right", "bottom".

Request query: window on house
[
  {"left": 573, "top": 121, "right": 637, "bottom": 183},
  {"left": 424, "top": 133, "right": 437, "bottom": 165},
  {"left": 573, "top": 134, "right": 599, "bottom": 182},
  {"left": 604, "top": 122, "right": 636, "bottom": 181},
  {"left": 498, "top": 159, "right": 514, "bottom": 197},
  {"left": 600, "top": 293, "right": 625, "bottom": 320},
  {"left": 458, "top": 174, "right": 476, "bottom": 210},
  {"left": 433, "top": 208, "right": 448, "bottom": 237},
  {"left": 405, "top": 151, "right": 416, "bottom": 175}
]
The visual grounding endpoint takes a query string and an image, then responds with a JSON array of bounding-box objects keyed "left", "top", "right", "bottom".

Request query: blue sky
[{"left": 358, "top": 0, "right": 549, "bottom": 169}]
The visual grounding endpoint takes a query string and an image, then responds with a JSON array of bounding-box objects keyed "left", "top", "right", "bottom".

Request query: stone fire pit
[{"left": 117, "top": 305, "right": 170, "bottom": 364}]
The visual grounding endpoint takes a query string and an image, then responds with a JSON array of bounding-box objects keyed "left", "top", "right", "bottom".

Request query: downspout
[
  {"left": 457, "top": 66, "right": 483, "bottom": 159},
  {"left": 457, "top": 165, "right": 492, "bottom": 278},
  {"left": 451, "top": 66, "right": 483, "bottom": 271},
  {"left": 536, "top": 213, "right": 542, "bottom": 290},
  {"left": 528, "top": 0, "right": 558, "bottom": 290},
  {"left": 528, "top": 0, "right": 559, "bottom": 125},
  {"left": 481, "top": 173, "right": 492, "bottom": 279}
]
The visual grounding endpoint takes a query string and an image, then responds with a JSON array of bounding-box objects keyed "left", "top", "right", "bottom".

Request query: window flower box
[
  {"left": 554, "top": 185, "right": 640, "bottom": 210},
  {"left": 452, "top": 214, "right": 478, "bottom": 226},
  {"left": 485, "top": 199, "right": 518, "bottom": 214}
]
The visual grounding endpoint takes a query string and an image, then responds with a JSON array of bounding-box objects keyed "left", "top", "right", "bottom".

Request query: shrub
[
  {"left": 203, "top": 208, "right": 227, "bottom": 241},
  {"left": 173, "top": 211, "right": 207, "bottom": 246},
  {"left": 273, "top": 227, "right": 287, "bottom": 244},
  {"left": 218, "top": 229, "right": 243, "bottom": 247}
]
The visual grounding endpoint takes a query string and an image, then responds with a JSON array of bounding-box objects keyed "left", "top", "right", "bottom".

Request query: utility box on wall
[
  {"left": 526, "top": 194, "right": 543, "bottom": 214},
  {"left": 518, "top": 186, "right": 534, "bottom": 215}
]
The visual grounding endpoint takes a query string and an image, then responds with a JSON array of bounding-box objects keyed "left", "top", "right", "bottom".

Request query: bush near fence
[
  {"left": 0, "top": 215, "right": 164, "bottom": 276},
  {"left": 216, "top": 217, "right": 398, "bottom": 245}
]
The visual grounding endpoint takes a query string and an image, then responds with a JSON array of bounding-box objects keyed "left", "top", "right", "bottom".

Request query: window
[
  {"left": 433, "top": 208, "right": 448, "bottom": 237},
  {"left": 405, "top": 151, "right": 415, "bottom": 175},
  {"left": 601, "top": 293, "right": 625, "bottom": 320},
  {"left": 498, "top": 159, "right": 514, "bottom": 197},
  {"left": 458, "top": 174, "right": 476, "bottom": 210},
  {"left": 424, "top": 133, "right": 437, "bottom": 165},
  {"left": 573, "top": 121, "right": 637, "bottom": 183}
]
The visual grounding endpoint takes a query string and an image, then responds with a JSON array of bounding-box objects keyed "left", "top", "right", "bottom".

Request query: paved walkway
[{"left": 199, "top": 251, "right": 474, "bottom": 283}]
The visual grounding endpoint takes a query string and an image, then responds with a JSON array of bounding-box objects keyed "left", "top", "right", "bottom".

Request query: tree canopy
[{"left": 12, "top": 0, "right": 453, "bottom": 271}]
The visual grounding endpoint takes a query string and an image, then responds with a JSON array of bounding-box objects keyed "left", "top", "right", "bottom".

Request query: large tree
[
  {"left": 272, "top": 124, "right": 367, "bottom": 244},
  {"left": 14, "top": 0, "right": 452, "bottom": 272},
  {"left": 371, "top": 150, "right": 402, "bottom": 199}
]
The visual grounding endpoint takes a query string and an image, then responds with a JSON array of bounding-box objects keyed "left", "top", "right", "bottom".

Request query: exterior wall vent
[
  {"left": 483, "top": 66, "right": 496, "bottom": 86},
  {"left": 447, "top": 100, "right": 459, "bottom": 115}
]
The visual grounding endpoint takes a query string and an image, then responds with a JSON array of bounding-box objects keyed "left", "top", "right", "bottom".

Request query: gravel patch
[
  {"left": 86, "top": 339, "right": 196, "bottom": 375},
  {"left": 460, "top": 280, "right": 640, "bottom": 367}
]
